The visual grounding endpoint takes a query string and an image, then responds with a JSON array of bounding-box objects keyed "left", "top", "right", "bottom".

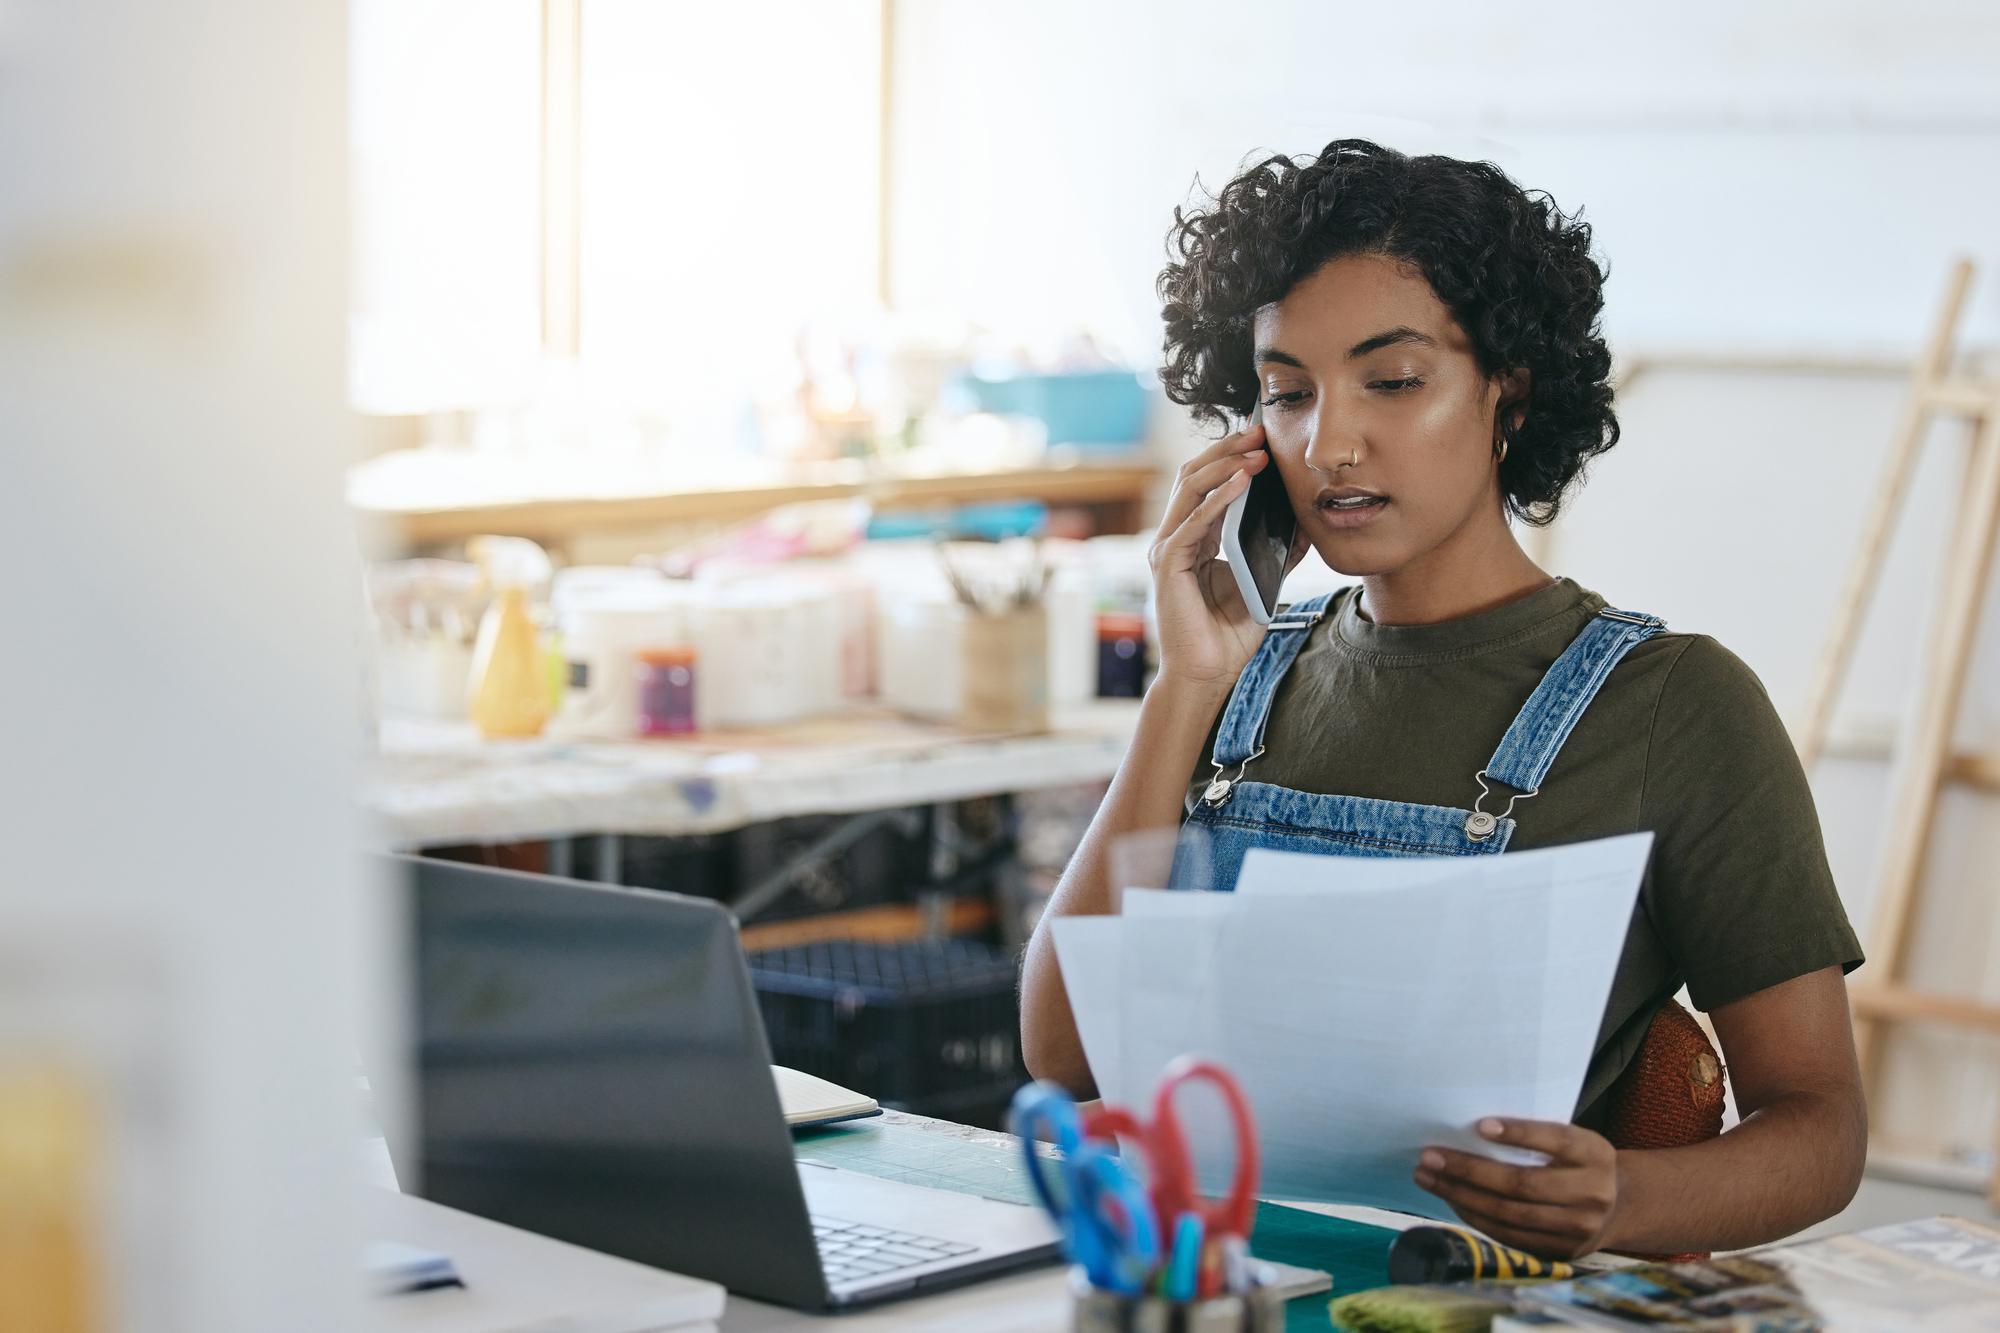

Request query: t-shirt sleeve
[{"left": 1639, "top": 635, "right": 1865, "bottom": 1011}]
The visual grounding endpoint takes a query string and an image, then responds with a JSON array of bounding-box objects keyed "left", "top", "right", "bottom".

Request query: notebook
[{"left": 774, "top": 1065, "right": 881, "bottom": 1129}]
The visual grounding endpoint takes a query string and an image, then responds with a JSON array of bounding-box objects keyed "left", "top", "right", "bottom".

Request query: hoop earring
[{"left": 1495, "top": 408, "right": 1521, "bottom": 462}]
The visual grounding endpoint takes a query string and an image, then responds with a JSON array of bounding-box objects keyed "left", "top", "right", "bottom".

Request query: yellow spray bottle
[{"left": 466, "top": 536, "right": 553, "bottom": 739}]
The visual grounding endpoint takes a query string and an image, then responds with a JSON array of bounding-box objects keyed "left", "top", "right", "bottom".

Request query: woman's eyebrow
[
  {"left": 1344, "top": 327, "right": 1436, "bottom": 359},
  {"left": 1255, "top": 327, "right": 1437, "bottom": 369}
]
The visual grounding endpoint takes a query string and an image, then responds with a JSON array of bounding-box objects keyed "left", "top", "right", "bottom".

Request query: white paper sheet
[
  {"left": 1118, "top": 891, "right": 1234, "bottom": 1116},
  {"left": 1073, "top": 833, "right": 1654, "bottom": 1221},
  {"left": 1048, "top": 915, "right": 1127, "bottom": 1102},
  {"left": 1055, "top": 892, "right": 1237, "bottom": 1101}
]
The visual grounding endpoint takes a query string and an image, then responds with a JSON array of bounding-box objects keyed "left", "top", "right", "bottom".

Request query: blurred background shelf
[
  {"left": 363, "top": 701, "right": 1139, "bottom": 847},
  {"left": 353, "top": 459, "right": 1159, "bottom": 555}
]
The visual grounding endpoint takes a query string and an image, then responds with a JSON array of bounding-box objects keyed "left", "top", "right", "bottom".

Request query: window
[
  {"left": 348, "top": 0, "right": 883, "bottom": 431},
  {"left": 348, "top": 0, "right": 542, "bottom": 413},
  {"left": 578, "top": 0, "right": 881, "bottom": 421}
]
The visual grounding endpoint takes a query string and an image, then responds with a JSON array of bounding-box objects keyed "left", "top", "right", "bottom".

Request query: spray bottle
[{"left": 466, "top": 536, "right": 553, "bottom": 739}]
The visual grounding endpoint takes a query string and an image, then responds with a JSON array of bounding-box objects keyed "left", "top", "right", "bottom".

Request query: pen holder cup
[
  {"left": 960, "top": 606, "right": 1050, "bottom": 734},
  {"left": 1069, "top": 1266, "right": 1286, "bottom": 1333}
]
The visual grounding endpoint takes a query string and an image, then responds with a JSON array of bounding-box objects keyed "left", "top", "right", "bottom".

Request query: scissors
[
  {"left": 1010, "top": 1081, "right": 1161, "bottom": 1295},
  {"left": 1081, "top": 1056, "right": 1260, "bottom": 1294}
]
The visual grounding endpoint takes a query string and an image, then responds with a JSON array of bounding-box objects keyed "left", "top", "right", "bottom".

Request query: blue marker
[{"left": 1166, "top": 1212, "right": 1205, "bottom": 1302}]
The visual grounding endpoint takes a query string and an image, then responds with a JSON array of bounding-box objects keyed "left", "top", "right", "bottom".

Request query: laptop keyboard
[{"left": 811, "top": 1214, "right": 978, "bottom": 1286}]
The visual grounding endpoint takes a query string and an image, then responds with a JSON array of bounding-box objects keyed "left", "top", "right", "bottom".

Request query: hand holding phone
[
  {"left": 1218, "top": 400, "right": 1298, "bottom": 625},
  {"left": 1144, "top": 404, "right": 1287, "bottom": 693}
]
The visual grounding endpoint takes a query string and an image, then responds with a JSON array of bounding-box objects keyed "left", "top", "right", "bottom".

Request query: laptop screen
[{"left": 387, "top": 856, "right": 827, "bottom": 1306}]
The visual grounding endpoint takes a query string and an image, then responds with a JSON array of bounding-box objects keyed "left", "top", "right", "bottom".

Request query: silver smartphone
[{"left": 1219, "top": 398, "right": 1297, "bottom": 625}]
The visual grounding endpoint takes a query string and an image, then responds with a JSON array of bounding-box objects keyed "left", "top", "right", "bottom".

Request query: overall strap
[
  {"left": 1209, "top": 591, "right": 1339, "bottom": 768},
  {"left": 1480, "top": 606, "right": 1667, "bottom": 801}
]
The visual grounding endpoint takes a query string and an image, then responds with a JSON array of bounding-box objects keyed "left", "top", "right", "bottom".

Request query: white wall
[
  {"left": 893, "top": 0, "right": 2000, "bottom": 1166},
  {"left": 891, "top": 0, "right": 2000, "bottom": 359},
  {"left": 0, "top": 2, "right": 366, "bottom": 1327}
]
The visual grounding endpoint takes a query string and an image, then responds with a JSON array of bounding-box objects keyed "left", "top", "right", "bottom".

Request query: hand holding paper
[{"left": 1414, "top": 1114, "right": 1622, "bottom": 1258}]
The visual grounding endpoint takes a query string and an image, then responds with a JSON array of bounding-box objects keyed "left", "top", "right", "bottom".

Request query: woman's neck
[{"left": 1356, "top": 513, "right": 1553, "bottom": 628}]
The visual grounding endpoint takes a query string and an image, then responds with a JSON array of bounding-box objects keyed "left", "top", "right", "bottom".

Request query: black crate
[
  {"left": 729, "top": 812, "right": 933, "bottom": 921},
  {"left": 746, "top": 938, "right": 1026, "bottom": 1121}
]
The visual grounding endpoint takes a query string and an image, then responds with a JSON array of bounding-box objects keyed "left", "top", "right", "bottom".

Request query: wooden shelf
[{"left": 357, "top": 460, "right": 1160, "bottom": 549}]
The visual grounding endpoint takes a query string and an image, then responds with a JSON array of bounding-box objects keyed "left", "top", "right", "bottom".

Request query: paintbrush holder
[{"left": 959, "top": 605, "right": 1049, "bottom": 734}]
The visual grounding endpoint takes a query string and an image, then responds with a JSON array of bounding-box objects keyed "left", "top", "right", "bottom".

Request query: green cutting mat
[{"left": 796, "top": 1116, "right": 1395, "bottom": 1331}]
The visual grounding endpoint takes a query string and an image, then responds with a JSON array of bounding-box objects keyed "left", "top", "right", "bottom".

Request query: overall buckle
[
  {"left": 1202, "top": 748, "right": 1265, "bottom": 808},
  {"left": 1464, "top": 769, "right": 1539, "bottom": 841}
]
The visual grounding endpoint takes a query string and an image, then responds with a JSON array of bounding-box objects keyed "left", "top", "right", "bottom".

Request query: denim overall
[{"left": 1170, "top": 591, "right": 1667, "bottom": 894}]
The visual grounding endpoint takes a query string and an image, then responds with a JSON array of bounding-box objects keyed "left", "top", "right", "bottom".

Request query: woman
[{"left": 1020, "top": 140, "right": 1866, "bottom": 1259}]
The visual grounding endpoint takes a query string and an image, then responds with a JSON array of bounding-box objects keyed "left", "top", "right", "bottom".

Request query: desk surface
[
  {"left": 363, "top": 702, "right": 1139, "bottom": 847},
  {"left": 721, "top": 1111, "right": 1407, "bottom": 1333},
  {"left": 369, "top": 1186, "right": 726, "bottom": 1333}
]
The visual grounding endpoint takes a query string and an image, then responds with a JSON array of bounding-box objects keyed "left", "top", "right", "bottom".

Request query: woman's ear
[{"left": 1497, "top": 367, "right": 1531, "bottom": 432}]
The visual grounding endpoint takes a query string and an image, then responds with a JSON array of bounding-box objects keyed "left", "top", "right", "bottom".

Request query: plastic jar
[
  {"left": 636, "top": 647, "right": 698, "bottom": 736},
  {"left": 1095, "top": 612, "right": 1148, "bottom": 698}
]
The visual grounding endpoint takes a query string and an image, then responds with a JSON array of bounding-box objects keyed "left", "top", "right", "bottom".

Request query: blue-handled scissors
[{"left": 1010, "top": 1081, "right": 1161, "bottom": 1295}]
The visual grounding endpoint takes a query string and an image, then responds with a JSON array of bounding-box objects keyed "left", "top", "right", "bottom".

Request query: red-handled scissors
[{"left": 1082, "top": 1056, "right": 1260, "bottom": 1269}]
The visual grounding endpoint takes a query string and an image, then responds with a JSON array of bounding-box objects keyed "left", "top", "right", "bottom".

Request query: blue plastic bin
[{"left": 957, "top": 370, "right": 1151, "bottom": 450}]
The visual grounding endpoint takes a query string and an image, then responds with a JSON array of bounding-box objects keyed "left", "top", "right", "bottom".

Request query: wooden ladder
[{"left": 1792, "top": 258, "right": 2000, "bottom": 1195}]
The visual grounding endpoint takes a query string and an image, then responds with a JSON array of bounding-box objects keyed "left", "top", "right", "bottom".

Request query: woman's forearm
[
  {"left": 1019, "top": 672, "right": 1232, "bottom": 1092},
  {"left": 1604, "top": 1086, "right": 1867, "bottom": 1255}
]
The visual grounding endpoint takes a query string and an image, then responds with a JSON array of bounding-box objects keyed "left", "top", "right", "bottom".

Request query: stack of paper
[{"left": 1051, "top": 832, "right": 1652, "bottom": 1221}]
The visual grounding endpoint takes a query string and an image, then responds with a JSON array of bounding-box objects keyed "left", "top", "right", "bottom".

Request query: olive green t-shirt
[{"left": 1181, "top": 577, "right": 1864, "bottom": 1128}]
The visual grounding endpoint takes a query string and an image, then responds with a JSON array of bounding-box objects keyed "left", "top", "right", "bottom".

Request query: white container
[
  {"left": 866, "top": 540, "right": 1097, "bottom": 719},
  {"left": 375, "top": 632, "right": 477, "bottom": 720},
  {"left": 1043, "top": 561, "right": 1096, "bottom": 708},
  {"left": 551, "top": 565, "right": 672, "bottom": 619},
  {"left": 697, "top": 557, "right": 878, "bottom": 701},
  {"left": 691, "top": 580, "right": 842, "bottom": 729},
  {"left": 550, "top": 585, "right": 694, "bottom": 740},
  {"left": 876, "top": 595, "right": 964, "bottom": 721}
]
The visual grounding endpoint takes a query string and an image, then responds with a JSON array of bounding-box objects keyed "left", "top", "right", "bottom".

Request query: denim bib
[{"left": 1169, "top": 591, "right": 1666, "bottom": 894}]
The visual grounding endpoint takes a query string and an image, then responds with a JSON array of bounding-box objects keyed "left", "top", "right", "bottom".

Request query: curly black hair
[{"left": 1157, "top": 139, "right": 1617, "bottom": 526}]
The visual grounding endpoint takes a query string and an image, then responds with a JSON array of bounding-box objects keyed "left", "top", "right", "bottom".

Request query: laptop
[{"left": 381, "top": 856, "right": 1062, "bottom": 1310}]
